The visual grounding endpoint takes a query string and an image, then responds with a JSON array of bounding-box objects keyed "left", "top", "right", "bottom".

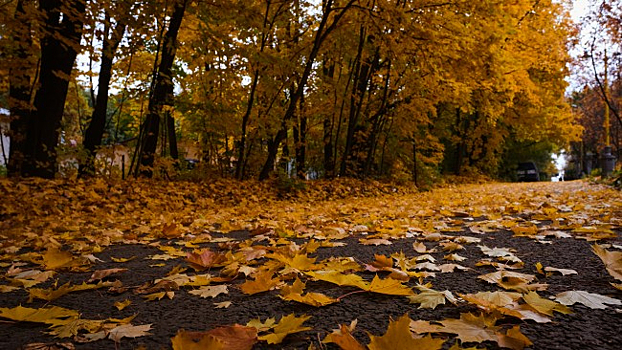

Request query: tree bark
[
  {"left": 79, "top": 16, "right": 126, "bottom": 177},
  {"left": 259, "top": 0, "right": 357, "bottom": 180},
  {"left": 137, "top": 0, "right": 188, "bottom": 177},
  {"left": 21, "top": 0, "right": 87, "bottom": 178},
  {"left": 7, "top": 0, "right": 35, "bottom": 177}
]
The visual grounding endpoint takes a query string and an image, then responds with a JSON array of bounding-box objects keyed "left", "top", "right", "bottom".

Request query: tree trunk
[
  {"left": 21, "top": 0, "right": 86, "bottom": 178},
  {"left": 79, "top": 17, "right": 126, "bottom": 177},
  {"left": 7, "top": 0, "right": 35, "bottom": 177},
  {"left": 259, "top": 0, "right": 357, "bottom": 180},
  {"left": 137, "top": 0, "right": 188, "bottom": 177},
  {"left": 167, "top": 107, "right": 179, "bottom": 160}
]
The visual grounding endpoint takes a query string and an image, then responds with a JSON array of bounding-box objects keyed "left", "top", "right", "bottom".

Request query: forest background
[{"left": 0, "top": 0, "right": 620, "bottom": 186}]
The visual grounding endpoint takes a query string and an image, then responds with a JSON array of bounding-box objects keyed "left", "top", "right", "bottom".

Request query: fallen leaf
[
  {"left": 439, "top": 312, "right": 500, "bottom": 343},
  {"left": 171, "top": 329, "right": 224, "bottom": 350},
  {"left": 257, "top": 314, "right": 311, "bottom": 344},
  {"left": 543, "top": 267, "right": 577, "bottom": 276},
  {"left": 368, "top": 314, "right": 444, "bottom": 350},
  {"left": 114, "top": 299, "right": 132, "bottom": 311},
  {"left": 0, "top": 305, "right": 79, "bottom": 324},
  {"left": 214, "top": 301, "right": 231, "bottom": 309},
  {"left": 367, "top": 275, "right": 414, "bottom": 296},
  {"left": 240, "top": 270, "right": 280, "bottom": 295},
  {"left": 555, "top": 290, "right": 622, "bottom": 309},
  {"left": 592, "top": 244, "right": 622, "bottom": 281},
  {"left": 42, "top": 248, "right": 75, "bottom": 270},
  {"left": 188, "top": 285, "right": 229, "bottom": 299},
  {"left": 108, "top": 324, "right": 152, "bottom": 342},
  {"left": 205, "top": 325, "right": 257, "bottom": 350},
  {"left": 522, "top": 291, "right": 572, "bottom": 316},
  {"left": 88, "top": 268, "right": 128, "bottom": 282},
  {"left": 323, "top": 320, "right": 366, "bottom": 350},
  {"left": 407, "top": 286, "right": 456, "bottom": 309},
  {"left": 496, "top": 325, "right": 532, "bottom": 350}
]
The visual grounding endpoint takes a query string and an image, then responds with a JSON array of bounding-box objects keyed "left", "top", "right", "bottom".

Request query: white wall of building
[{"left": 0, "top": 108, "right": 9, "bottom": 166}]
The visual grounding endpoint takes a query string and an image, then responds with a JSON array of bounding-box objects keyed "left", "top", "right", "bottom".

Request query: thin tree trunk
[
  {"left": 7, "top": 0, "right": 35, "bottom": 177},
  {"left": 137, "top": 0, "right": 188, "bottom": 177},
  {"left": 21, "top": 0, "right": 87, "bottom": 178},
  {"left": 259, "top": 0, "right": 357, "bottom": 180},
  {"left": 80, "top": 16, "right": 126, "bottom": 177}
]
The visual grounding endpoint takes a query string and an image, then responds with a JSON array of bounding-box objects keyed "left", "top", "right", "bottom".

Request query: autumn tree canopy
[{"left": 0, "top": 0, "right": 582, "bottom": 181}]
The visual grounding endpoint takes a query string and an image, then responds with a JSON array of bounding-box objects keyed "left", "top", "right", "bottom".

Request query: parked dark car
[{"left": 517, "top": 162, "right": 539, "bottom": 181}]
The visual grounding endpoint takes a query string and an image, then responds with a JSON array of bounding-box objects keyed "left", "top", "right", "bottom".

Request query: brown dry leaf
[
  {"left": 88, "top": 268, "right": 128, "bottom": 282},
  {"left": 359, "top": 238, "right": 392, "bottom": 246},
  {"left": 256, "top": 313, "right": 312, "bottom": 344},
  {"left": 240, "top": 270, "right": 280, "bottom": 295},
  {"left": 323, "top": 320, "right": 366, "bottom": 350},
  {"left": 543, "top": 266, "right": 577, "bottom": 276},
  {"left": 205, "top": 325, "right": 258, "bottom": 350},
  {"left": 368, "top": 314, "right": 444, "bottom": 350},
  {"left": 143, "top": 291, "right": 175, "bottom": 301},
  {"left": 135, "top": 280, "right": 179, "bottom": 294},
  {"left": 413, "top": 242, "right": 432, "bottom": 253},
  {"left": 439, "top": 312, "right": 500, "bottom": 343},
  {"left": 188, "top": 285, "right": 229, "bottom": 299},
  {"left": 496, "top": 325, "right": 532, "bottom": 350},
  {"left": 214, "top": 301, "right": 231, "bottom": 309},
  {"left": 186, "top": 249, "right": 227, "bottom": 271},
  {"left": 171, "top": 329, "right": 224, "bottom": 350},
  {"left": 108, "top": 323, "right": 152, "bottom": 342},
  {"left": 409, "top": 320, "right": 443, "bottom": 334},
  {"left": 592, "top": 244, "right": 622, "bottom": 281}
]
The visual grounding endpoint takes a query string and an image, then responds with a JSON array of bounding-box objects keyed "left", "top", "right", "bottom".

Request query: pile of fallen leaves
[{"left": 1, "top": 179, "right": 621, "bottom": 349}]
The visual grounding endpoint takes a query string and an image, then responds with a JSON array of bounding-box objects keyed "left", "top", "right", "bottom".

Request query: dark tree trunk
[
  {"left": 259, "top": 0, "right": 356, "bottom": 180},
  {"left": 137, "top": 0, "right": 188, "bottom": 177},
  {"left": 7, "top": 0, "right": 35, "bottom": 177},
  {"left": 79, "top": 17, "right": 126, "bottom": 177},
  {"left": 339, "top": 26, "right": 369, "bottom": 177},
  {"left": 167, "top": 108, "right": 179, "bottom": 160},
  {"left": 21, "top": 0, "right": 86, "bottom": 178}
]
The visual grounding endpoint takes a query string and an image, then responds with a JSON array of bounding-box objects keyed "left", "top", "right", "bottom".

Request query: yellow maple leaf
[
  {"left": 280, "top": 278, "right": 338, "bottom": 307},
  {"left": 42, "top": 248, "right": 75, "bottom": 270},
  {"left": 240, "top": 270, "right": 280, "bottom": 295},
  {"left": 367, "top": 275, "right": 414, "bottom": 296},
  {"left": 306, "top": 271, "right": 369, "bottom": 290},
  {"left": 368, "top": 314, "right": 444, "bottom": 350},
  {"left": 0, "top": 305, "right": 79, "bottom": 325},
  {"left": 257, "top": 314, "right": 311, "bottom": 344},
  {"left": 522, "top": 291, "right": 572, "bottom": 316}
]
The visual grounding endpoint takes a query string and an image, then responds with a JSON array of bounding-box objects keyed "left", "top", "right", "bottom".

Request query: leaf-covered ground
[{"left": 1, "top": 179, "right": 621, "bottom": 350}]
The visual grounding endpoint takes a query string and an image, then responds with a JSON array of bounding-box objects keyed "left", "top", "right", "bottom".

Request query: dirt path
[{"left": 1, "top": 180, "right": 621, "bottom": 349}]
